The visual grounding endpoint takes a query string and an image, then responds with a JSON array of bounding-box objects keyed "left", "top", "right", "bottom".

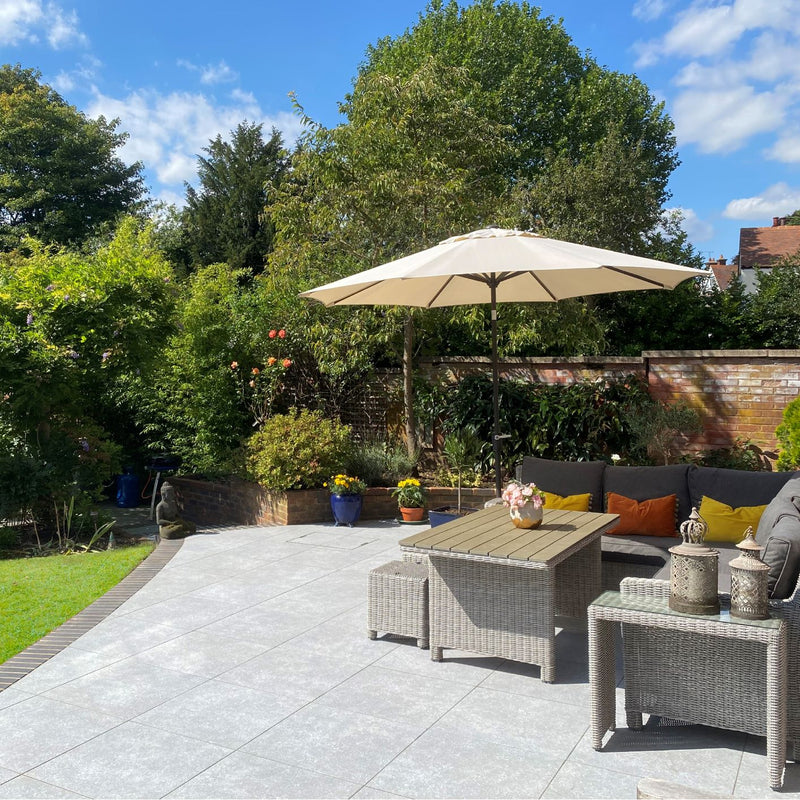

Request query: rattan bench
[{"left": 367, "top": 560, "right": 429, "bottom": 649}]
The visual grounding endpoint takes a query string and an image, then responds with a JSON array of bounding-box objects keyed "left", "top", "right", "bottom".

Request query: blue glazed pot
[{"left": 330, "top": 493, "right": 363, "bottom": 527}]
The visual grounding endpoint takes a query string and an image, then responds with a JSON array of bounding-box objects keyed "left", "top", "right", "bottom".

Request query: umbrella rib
[
  {"left": 323, "top": 281, "right": 384, "bottom": 305},
  {"left": 426, "top": 275, "right": 456, "bottom": 308},
  {"left": 525, "top": 271, "right": 558, "bottom": 302},
  {"left": 604, "top": 266, "right": 668, "bottom": 289}
]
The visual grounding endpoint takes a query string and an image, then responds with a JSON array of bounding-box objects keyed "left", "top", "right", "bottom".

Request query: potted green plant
[
  {"left": 326, "top": 473, "right": 366, "bottom": 527},
  {"left": 392, "top": 478, "right": 428, "bottom": 522},
  {"left": 430, "top": 429, "right": 482, "bottom": 528}
]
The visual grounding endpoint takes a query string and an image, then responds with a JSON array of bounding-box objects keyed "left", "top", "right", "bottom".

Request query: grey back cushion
[
  {"left": 603, "top": 464, "right": 692, "bottom": 526},
  {"left": 518, "top": 456, "right": 606, "bottom": 513},
  {"left": 688, "top": 467, "right": 799, "bottom": 510},
  {"left": 762, "top": 514, "right": 800, "bottom": 599},
  {"left": 755, "top": 475, "right": 800, "bottom": 544}
]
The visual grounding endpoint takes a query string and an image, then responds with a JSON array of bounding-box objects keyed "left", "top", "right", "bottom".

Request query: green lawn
[{"left": 0, "top": 544, "right": 154, "bottom": 664}]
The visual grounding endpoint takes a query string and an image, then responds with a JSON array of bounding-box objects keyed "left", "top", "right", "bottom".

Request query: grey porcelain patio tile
[
  {"left": 733, "top": 743, "right": 800, "bottom": 797},
  {"left": 0, "top": 776, "right": 88, "bottom": 798},
  {"left": 541, "top": 760, "right": 642, "bottom": 799},
  {"left": 116, "top": 591, "right": 239, "bottom": 634},
  {"left": 108, "top": 567, "right": 221, "bottom": 616},
  {"left": 43, "top": 656, "right": 205, "bottom": 719},
  {"left": 164, "top": 750, "right": 359, "bottom": 799},
  {"left": 0, "top": 685, "right": 32, "bottom": 710},
  {"left": 0, "top": 768, "right": 18, "bottom": 786},
  {"left": 67, "top": 613, "right": 185, "bottom": 658},
  {"left": 435, "top": 686, "right": 589, "bottom": 757},
  {"left": 133, "top": 629, "right": 268, "bottom": 678},
  {"left": 370, "top": 723, "right": 563, "bottom": 799},
  {"left": 10, "top": 646, "right": 123, "bottom": 695},
  {"left": 373, "top": 644, "right": 501, "bottom": 687},
  {"left": 217, "top": 641, "right": 365, "bottom": 698},
  {"left": 316, "top": 665, "right": 472, "bottom": 732},
  {"left": 29, "top": 721, "right": 230, "bottom": 799},
  {"left": 289, "top": 530, "right": 381, "bottom": 550},
  {"left": 242, "top": 703, "right": 421, "bottom": 784},
  {"left": 199, "top": 602, "right": 316, "bottom": 649},
  {"left": 0, "top": 695, "right": 121, "bottom": 773},
  {"left": 134, "top": 677, "right": 309, "bottom": 748},
  {"left": 568, "top": 718, "right": 745, "bottom": 796},
  {"left": 352, "top": 787, "right": 410, "bottom": 799},
  {"left": 286, "top": 614, "right": 400, "bottom": 666}
]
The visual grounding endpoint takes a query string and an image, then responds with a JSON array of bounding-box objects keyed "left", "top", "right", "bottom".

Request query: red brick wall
[{"left": 645, "top": 349, "right": 800, "bottom": 456}]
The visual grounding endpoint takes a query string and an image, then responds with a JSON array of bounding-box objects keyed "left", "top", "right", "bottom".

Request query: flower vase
[
  {"left": 330, "top": 494, "right": 363, "bottom": 527},
  {"left": 400, "top": 506, "right": 425, "bottom": 522},
  {"left": 509, "top": 505, "right": 543, "bottom": 529}
]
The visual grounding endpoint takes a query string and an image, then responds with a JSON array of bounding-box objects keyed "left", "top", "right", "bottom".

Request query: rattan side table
[
  {"left": 367, "top": 560, "right": 429, "bottom": 649},
  {"left": 588, "top": 590, "right": 787, "bottom": 791}
]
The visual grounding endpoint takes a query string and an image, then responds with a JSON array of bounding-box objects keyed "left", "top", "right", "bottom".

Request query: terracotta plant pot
[{"left": 400, "top": 506, "right": 425, "bottom": 522}]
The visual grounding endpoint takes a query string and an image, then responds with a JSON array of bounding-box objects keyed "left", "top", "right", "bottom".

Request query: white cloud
[
  {"left": 673, "top": 86, "right": 786, "bottom": 153},
  {"left": 87, "top": 87, "right": 302, "bottom": 190},
  {"left": 722, "top": 182, "right": 800, "bottom": 219},
  {"left": 670, "top": 206, "right": 714, "bottom": 242},
  {"left": 768, "top": 135, "right": 800, "bottom": 162},
  {"left": 0, "top": 0, "right": 86, "bottom": 48},
  {"left": 632, "top": 0, "right": 672, "bottom": 22},
  {"left": 177, "top": 58, "right": 238, "bottom": 85}
]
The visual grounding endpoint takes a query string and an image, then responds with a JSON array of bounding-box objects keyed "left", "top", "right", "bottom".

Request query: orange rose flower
[
  {"left": 267, "top": 356, "right": 277, "bottom": 366},
  {"left": 251, "top": 367, "right": 260, "bottom": 375},
  {"left": 282, "top": 358, "right": 292, "bottom": 368}
]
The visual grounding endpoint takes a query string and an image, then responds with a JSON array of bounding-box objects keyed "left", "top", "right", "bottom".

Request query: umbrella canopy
[{"left": 301, "top": 228, "right": 708, "bottom": 495}]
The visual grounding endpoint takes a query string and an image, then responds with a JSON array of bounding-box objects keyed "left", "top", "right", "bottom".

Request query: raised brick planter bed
[{"left": 169, "top": 476, "right": 494, "bottom": 527}]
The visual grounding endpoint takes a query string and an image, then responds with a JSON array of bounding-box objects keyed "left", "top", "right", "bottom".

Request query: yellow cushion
[
  {"left": 698, "top": 495, "right": 768, "bottom": 542},
  {"left": 542, "top": 491, "right": 591, "bottom": 512}
]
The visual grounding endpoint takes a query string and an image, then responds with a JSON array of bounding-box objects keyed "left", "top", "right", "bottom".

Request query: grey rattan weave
[
  {"left": 588, "top": 584, "right": 788, "bottom": 790},
  {"left": 400, "top": 506, "right": 618, "bottom": 682},
  {"left": 367, "top": 560, "right": 429, "bottom": 649}
]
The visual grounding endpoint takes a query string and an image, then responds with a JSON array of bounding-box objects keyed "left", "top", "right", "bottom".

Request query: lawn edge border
[{"left": 0, "top": 538, "right": 183, "bottom": 691}]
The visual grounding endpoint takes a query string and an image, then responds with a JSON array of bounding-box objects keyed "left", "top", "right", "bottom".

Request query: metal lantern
[
  {"left": 669, "top": 507, "right": 720, "bottom": 615},
  {"left": 730, "top": 527, "right": 770, "bottom": 620}
]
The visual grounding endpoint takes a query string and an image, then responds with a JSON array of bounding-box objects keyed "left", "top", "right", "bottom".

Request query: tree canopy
[
  {"left": 183, "top": 122, "right": 288, "bottom": 272},
  {"left": 0, "top": 64, "right": 143, "bottom": 251}
]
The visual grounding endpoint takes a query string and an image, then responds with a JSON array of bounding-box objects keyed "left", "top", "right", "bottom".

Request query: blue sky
[{"left": 2, "top": 0, "right": 799, "bottom": 263}]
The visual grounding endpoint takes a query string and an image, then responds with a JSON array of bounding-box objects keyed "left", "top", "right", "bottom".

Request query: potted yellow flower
[
  {"left": 392, "top": 478, "right": 429, "bottom": 522},
  {"left": 326, "top": 474, "right": 366, "bottom": 527}
]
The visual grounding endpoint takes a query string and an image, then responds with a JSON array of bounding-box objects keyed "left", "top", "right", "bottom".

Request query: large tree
[
  {"left": 0, "top": 64, "right": 143, "bottom": 250},
  {"left": 183, "top": 122, "right": 288, "bottom": 272}
]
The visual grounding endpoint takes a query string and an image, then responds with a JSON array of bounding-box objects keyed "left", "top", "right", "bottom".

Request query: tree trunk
[{"left": 403, "top": 313, "right": 416, "bottom": 460}]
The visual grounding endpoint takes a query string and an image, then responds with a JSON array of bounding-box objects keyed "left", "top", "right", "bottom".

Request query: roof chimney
[{"left": 773, "top": 216, "right": 785, "bottom": 227}]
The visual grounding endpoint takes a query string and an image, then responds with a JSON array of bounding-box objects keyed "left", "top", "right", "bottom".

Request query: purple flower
[
  {"left": 26, "top": 312, "right": 33, "bottom": 326},
  {"left": 63, "top": 294, "right": 70, "bottom": 301},
  {"left": 67, "top": 350, "right": 79, "bottom": 359},
  {"left": 79, "top": 438, "right": 90, "bottom": 452},
  {"left": 101, "top": 350, "right": 111, "bottom": 362},
  {"left": 45, "top": 284, "right": 55, "bottom": 292}
]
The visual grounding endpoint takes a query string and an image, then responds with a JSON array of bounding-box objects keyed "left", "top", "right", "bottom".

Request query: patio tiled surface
[{"left": 1, "top": 519, "right": 800, "bottom": 798}]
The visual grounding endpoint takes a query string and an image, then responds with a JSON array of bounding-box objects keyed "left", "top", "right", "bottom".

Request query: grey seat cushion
[
  {"left": 518, "top": 456, "right": 606, "bottom": 513},
  {"left": 762, "top": 515, "right": 800, "bottom": 599},
  {"left": 688, "top": 466, "right": 799, "bottom": 510},
  {"left": 756, "top": 475, "right": 800, "bottom": 544},
  {"left": 601, "top": 535, "right": 674, "bottom": 565},
  {"left": 603, "top": 464, "right": 693, "bottom": 526}
]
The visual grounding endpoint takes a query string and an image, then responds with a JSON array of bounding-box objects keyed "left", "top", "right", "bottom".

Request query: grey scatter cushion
[
  {"left": 518, "top": 456, "right": 606, "bottom": 513},
  {"left": 688, "top": 467, "right": 798, "bottom": 510},
  {"left": 762, "top": 514, "right": 800, "bottom": 599},
  {"left": 603, "top": 464, "right": 692, "bottom": 523},
  {"left": 755, "top": 475, "right": 800, "bottom": 544}
]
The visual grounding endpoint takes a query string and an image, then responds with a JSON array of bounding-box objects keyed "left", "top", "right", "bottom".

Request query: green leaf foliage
[
  {"left": 776, "top": 398, "right": 800, "bottom": 471},
  {"left": 245, "top": 408, "right": 353, "bottom": 490},
  {"left": 0, "top": 64, "right": 143, "bottom": 250}
]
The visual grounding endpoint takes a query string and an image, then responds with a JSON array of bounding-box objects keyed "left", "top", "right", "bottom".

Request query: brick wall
[{"left": 645, "top": 349, "right": 800, "bottom": 455}]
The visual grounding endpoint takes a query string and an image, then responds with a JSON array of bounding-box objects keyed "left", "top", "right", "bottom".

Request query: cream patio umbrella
[{"left": 300, "top": 227, "right": 707, "bottom": 495}]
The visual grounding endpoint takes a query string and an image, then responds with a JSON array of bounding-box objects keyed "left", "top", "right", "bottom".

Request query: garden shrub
[
  {"left": 687, "top": 438, "right": 771, "bottom": 472},
  {"left": 245, "top": 408, "right": 353, "bottom": 490},
  {"left": 776, "top": 398, "right": 800, "bottom": 471},
  {"left": 345, "top": 438, "right": 418, "bottom": 486},
  {"left": 415, "top": 374, "right": 654, "bottom": 473}
]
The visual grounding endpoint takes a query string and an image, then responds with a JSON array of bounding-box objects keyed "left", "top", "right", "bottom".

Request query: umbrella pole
[{"left": 491, "top": 281, "right": 502, "bottom": 497}]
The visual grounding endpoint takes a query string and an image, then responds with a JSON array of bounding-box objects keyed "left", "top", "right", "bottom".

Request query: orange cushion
[
  {"left": 606, "top": 492, "right": 678, "bottom": 537},
  {"left": 542, "top": 491, "right": 591, "bottom": 512}
]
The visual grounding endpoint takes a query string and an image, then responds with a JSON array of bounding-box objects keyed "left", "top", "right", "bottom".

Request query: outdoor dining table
[{"left": 399, "top": 505, "right": 618, "bottom": 682}]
